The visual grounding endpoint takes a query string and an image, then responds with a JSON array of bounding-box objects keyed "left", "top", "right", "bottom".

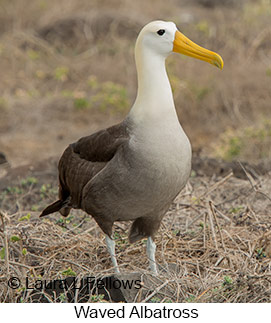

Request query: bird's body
[
  {"left": 40, "top": 20, "right": 223, "bottom": 273},
  {"left": 56, "top": 115, "right": 191, "bottom": 243}
]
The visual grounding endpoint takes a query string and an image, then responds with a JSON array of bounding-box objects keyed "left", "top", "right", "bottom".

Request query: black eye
[{"left": 157, "top": 29, "right": 165, "bottom": 36}]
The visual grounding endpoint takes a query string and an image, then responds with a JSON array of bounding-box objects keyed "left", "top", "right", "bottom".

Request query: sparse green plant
[
  {"left": 6, "top": 186, "right": 22, "bottom": 194},
  {"left": 55, "top": 215, "right": 75, "bottom": 226},
  {"left": 73, "top": 78, "right": 129, "bottom": 112},
  {"left": 61, "top": 267, "right": 76, "bottom": 277},
  {"left": 91, "top": 81, "right": 129, "bottom": 112},
  {"left": 65, "top": 215, "right": 74, "bottom": 224},
  {"left": 195, "top": 20, "right": 210, "bottom": 36},
  {"left": 227, "top": 136, "right": 242, "bottom": 159},
  {"left": 191, "top": 196, "right": 200, "bottom": 205},
  {"left": 172, "top": 229, "right": 180, "bottom": 236},
  {"left": 91, "top": 294, "right": 105, "bottom": 302},
  {"left": 19, "top": 213, "right": 31, "bottom": 221},
  {"left": 70, "top": 76, "right": 130, "bottom": 113},
  {"left": 40, "top": 184, "right": 57, "bottom": 198},
  {"left": 0, "top": 247, "right": 5, "bottom": 260},
  {"left": 214, "top": 121, "right": 271, "bottom": 161},
  {"left": 35, "top": 69, "right": 46, "bottom": 79},
  {"left": 74, "top": 97, "right": 90, "bottom": 109},
  {"left": 61, "top": 90, "right": 74, "bottom": 97},
  {"left": 27, "top": 49, "right": 40, "bottom": 60},
  {"left": 188, "top": 81, "right": 211, "bottom": 101},
  {"left": 88, "top": 75, "right": 99, "bottom": 90},
  {"left": 163, "top": 298, "right": 173, "bottom": 303},
  {"left": 186, "top": 295, "right": 196, "bottom": 303},
  {"left": 59, "top": 293, "right": 67, "bottom": 302},
  {"left": 229, "top": 206, "right": 244, "bottom": 214},
  {"left": 223, "top": 276, "right": 233, "bottom": 286},
  {"left": 0, "top": 97, "right": 7, "bottom": 109},
  {"left": 256, "top": 248, "right": 266, "bottom": 259},
  {"left": 243, "top": 0, "right": 271, "bottom": 23},
  {"left": 113, "top": 231, "right": 127, "bottom": 248},
  {"left": 113, "top": 232, "right": 121, "bottom": 239},
  {"left": 55, "top": 217, "right": 64, "bottom": 225},
  {"left": 31, "top": 205, "right": 39, "bottom": 211},
  {"left": 21, "top": 177, "right": 38, "bottom": 186},
  {"left": 150, "top": 296, "right": 161, "bottom": 303},
  {"left": 40, "top": 184, "right": 49, "bottom": 194},
  {"left": 190, "top": 170, "right": 196, "bottom": 178},
  {"left": 27, "top": 89, "right": 40, "bottom": 98},
  {"left": 10, "top": 235, "right": 20, "bottom": 242},
  {"left": 54, "top": 66, "right": 69, "bottom": 82}
]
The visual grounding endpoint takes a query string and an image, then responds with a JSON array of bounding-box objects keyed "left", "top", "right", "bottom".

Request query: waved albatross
[{"left": 40, "top": 20, "right": 223, "bottom": 274}]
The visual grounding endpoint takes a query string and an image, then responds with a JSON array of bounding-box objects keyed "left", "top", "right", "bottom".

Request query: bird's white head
[
  {"left": 136, "top": 21, "right": 177, "bottom": 58},
  {"left": 136, "top": 20, "right": 223, "bottom": 69}
]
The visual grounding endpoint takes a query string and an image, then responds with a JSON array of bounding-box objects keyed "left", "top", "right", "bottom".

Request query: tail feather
[{"left": 40, "top": 200, "right": 65, "bottom": 217}]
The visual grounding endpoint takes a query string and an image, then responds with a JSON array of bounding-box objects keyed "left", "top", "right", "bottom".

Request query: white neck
[{"left": 128, "top": 42, "right": 178, "bottom": 123}]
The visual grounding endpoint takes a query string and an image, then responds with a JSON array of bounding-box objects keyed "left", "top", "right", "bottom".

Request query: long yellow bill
[{"left": 173, "top": 30, "right": 223, "bottom": 69}]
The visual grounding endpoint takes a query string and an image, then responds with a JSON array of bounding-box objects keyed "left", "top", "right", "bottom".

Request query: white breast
[{"left": 129, "top": 118, "right": 192, "bottom": 195}]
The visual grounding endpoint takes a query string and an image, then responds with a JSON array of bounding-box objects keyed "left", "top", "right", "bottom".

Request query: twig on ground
[
  {"left": 209, "top": 201, "right": 226, "bottom": 252},
  {"left": 239, "top": 162, "right": 271, "bottom": 202},
  {"left": 199, "top": 172, "right": 233, "bottom": 199},
  {"left": 208, "top": 207, "right": 218, "bottom": 251},
  {"left": 0, "top": 210, "right": 10, "bottom": 276}
]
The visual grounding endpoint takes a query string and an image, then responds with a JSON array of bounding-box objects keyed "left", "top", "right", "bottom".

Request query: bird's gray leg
[
  {"left": 105, "top": 235, "right": 120, "bottom": 273},
  {"left": 146, "top": 236, "right": 158, "bottom": 275}
]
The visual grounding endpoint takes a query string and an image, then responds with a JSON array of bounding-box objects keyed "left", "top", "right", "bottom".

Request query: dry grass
[{"left": 1, "top": 161, "right": 271, "bottom": 302}]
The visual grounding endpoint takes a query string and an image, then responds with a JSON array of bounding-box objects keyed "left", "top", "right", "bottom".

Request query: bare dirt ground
[{"left": 1, "top": 0, "right": 271, "bottom": 302}]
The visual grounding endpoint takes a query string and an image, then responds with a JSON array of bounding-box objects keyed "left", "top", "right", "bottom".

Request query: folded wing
[{"left": 40, "top": 122, "right": 129, "bottom": 217}]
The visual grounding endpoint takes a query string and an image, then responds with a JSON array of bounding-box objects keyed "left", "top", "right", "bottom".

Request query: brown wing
[
  {"left": 72, "top": 122, "right": 128, "bottom": 162},
  {"left": 57, "top": 122, "right": 129, "bottom": 209}
]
